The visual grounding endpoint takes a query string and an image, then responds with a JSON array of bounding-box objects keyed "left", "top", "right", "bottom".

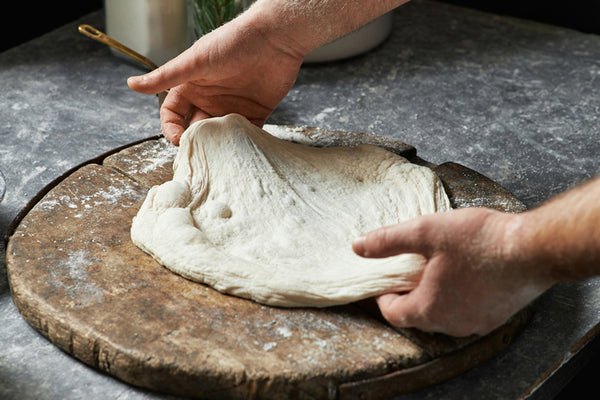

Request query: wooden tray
[{"left": 6, "top": 125, "right": 531, "bottom": 400}]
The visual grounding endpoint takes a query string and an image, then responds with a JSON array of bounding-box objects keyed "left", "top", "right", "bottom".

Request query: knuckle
[
  {"left": 362, "top": 228, "right": 389, "bottom": 256},
  {"left": 153, "top": 64, "right": 169, "bottom": 82},
  {"left": 375, "top": 227, "right": 393, "bottom": 250},
  {"left": 380, "top": 308, "right": 407, "bottom": 327},
  {"left": 410, "top": 216, "right": 432, "bottom": 246}
]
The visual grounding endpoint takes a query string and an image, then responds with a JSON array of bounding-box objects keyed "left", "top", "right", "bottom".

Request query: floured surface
[
  {"left": 131, "top": 114, "right": 451, "bottom": 307},
  {"left": 6, "top": 132, "right": 531, "bottom": 399}
]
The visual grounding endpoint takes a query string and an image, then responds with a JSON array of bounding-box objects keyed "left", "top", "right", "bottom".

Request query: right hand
[
  {"left": 127, "top": 14, "right": 305, "bottom": 145},
  {"left": 353, "top": 208, "right": 555, "bottom": 337}
]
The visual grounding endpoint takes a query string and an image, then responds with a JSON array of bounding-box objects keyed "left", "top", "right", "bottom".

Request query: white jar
[
  {"left": 304, "top": 12, "right": 393, "bottom": 63},
  {"left": 104, "top": 0, "right": 190, "bottom": 66}
]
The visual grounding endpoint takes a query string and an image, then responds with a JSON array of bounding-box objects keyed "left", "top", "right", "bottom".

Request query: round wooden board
[{"left": 6, "top": 126, "right": 531, "bottom": 400}]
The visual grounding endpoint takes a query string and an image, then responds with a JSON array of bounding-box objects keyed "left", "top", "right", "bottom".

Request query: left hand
[{"left": 127, "top": 12, "right": 305, "bottom": 145}]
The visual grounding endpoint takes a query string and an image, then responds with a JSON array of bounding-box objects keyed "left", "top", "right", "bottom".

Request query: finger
[
  {"left": 127, "top": 45, "right": 205, "bottom": 95},
  {"left": 161, "top": 89, "right": 219, "bottom": 145},
  {"left": 375, "top": 292, "right": 421, "bottom": 328},
  {"left": 353, "top": 217, "right": 432, "bottom": 259},
  {"left": 127, "top": 66, "right": 175, "bottom": 95},
  {"left": 159, "top": 88, "right": 192, "bottom": 145},
  {"left": 161, "top": 121, "right": 185, "bottom": 146}
]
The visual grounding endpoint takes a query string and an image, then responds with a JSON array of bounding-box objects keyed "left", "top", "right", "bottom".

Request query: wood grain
[{"left": 6, "top": 126, "right": 531, "bottom": 399}]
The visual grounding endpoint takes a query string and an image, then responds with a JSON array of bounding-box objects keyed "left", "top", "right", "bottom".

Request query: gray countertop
[{"left": 1, "top": 1, "right": 599, "bottom": 399}]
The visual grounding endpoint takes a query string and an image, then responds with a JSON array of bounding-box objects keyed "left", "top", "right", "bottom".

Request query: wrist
[
  {"left": 242, "top": 0, "right": 316, "bottom": 59},
  {"left": 515, "top": 203, "right": 600, "bottom": 283},
  {"left": 246, "top": 0, "right": 410, "bottom": 59},
  {"left": 497, "top": 211, "right": 559, "bottom": 288}
]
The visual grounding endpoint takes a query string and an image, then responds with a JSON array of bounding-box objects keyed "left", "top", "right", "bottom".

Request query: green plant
[{"left": 189, "top": 0, "right": 243, "bottom": 38}]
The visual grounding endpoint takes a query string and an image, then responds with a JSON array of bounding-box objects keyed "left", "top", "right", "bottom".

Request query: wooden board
[{"left": 6, "top": 126, "right": 531, "bottom": 400}]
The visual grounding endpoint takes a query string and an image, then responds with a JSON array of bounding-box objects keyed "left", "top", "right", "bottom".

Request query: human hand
[
  {"left": 127, "top": 12, "right": 305, "bottom": 145},
  {"left": 352, "top": 208, "right": 554, "bottom": 337}
]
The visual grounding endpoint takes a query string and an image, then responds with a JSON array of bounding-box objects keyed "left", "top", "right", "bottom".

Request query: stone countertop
[{"left": 1, "top": 1, "right": 599, "bottom": 399}]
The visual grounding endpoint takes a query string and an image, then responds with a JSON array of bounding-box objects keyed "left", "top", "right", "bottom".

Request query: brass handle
[
  {"left": 78, "top": 24, "right": 159, "bottom": 71},
  {"left": 78, "top": 24, "right": 169, "bottom": 107}
]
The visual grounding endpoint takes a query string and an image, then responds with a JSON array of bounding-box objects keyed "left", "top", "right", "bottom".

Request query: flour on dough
[{"left": 131, "top": 114, "right": 451, "bottom": 307}]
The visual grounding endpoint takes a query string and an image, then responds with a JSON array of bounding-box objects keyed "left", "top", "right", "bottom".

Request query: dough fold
[{"left": 131, "top": 114, "right": 451, "bottom": 307}]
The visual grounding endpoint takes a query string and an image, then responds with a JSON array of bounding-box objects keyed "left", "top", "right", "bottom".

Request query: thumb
[{"left": 352, "top": 217, "right": 431, "bottom": 258}]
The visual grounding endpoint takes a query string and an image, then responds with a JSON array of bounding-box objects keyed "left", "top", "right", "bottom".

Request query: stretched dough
[{"left": 131, "top": 114, "right": 451, "bottom": 307}]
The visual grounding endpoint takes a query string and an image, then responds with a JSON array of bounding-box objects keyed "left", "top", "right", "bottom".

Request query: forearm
[
  {"left": 245, "top": 0, "right": 410, "bottom": 56},
  {"left": 510, "top": 177, "right": 600, "bottom": 283}
]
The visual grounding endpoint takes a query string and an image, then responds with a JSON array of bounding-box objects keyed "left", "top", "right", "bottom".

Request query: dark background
[
  {"left": 1, "top": 0, "right": 598, "bottom": 398},
  {"left": 2, "top": 1, "right": 103, "bottom": 52},
  {"left": 1, "top": 0, "right": 599, "bottom": 52},
  {"left": 443, "top": 0, "right": 600, "bottom": 34}
]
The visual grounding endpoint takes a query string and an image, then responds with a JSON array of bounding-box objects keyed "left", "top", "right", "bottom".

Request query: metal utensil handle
[
  {"left": 78, "top": 24, "right": 158, "bottom": 71},
  {"left": 0, "top": 169, "right": 5, "bottom": 202}
]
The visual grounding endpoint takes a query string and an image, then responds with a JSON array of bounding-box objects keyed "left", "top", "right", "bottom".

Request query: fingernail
[{"left": 352, "top": 235, "right": 366, "bottom": 254}]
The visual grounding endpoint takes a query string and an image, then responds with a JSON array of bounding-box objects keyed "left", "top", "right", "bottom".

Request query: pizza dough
[{"left": 131, "top": 114, "right": 451, "bottom": 307}]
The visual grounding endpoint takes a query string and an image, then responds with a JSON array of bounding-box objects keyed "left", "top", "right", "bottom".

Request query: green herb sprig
[{"left": 189, "top": 0, "right": 244, "bottom": 39}]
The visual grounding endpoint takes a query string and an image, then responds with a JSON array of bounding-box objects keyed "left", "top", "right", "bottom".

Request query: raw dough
[{"left": 131, "top": 114, "right": 451, "bottom": 307}]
